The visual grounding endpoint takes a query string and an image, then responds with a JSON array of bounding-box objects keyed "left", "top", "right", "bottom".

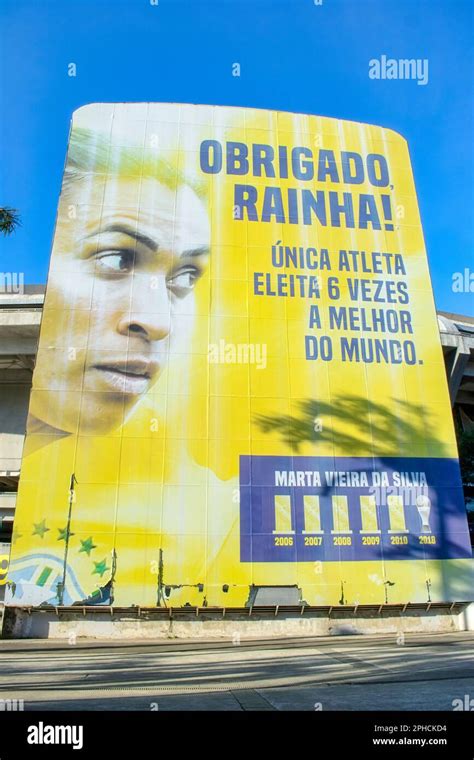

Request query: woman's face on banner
[{"left": 30, "top": 174, "right": 210, "bottom": 435}]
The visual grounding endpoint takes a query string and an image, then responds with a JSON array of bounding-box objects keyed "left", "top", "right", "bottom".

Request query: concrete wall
[
  {"left": 0, "top": 293, "right": 41, "bottom": 472},
  {"left": 0, "top": 383, "right": 30, "bottom": 471},
  {"left": 2, "top": 604, "right": 473, "bottom": 640}
]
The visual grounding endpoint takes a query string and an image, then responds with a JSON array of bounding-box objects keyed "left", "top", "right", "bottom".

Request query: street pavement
[{"left": 0, "top": 632, "right": 473, "bottom": 711}]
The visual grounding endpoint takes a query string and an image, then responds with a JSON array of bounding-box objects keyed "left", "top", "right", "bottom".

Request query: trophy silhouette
[{"left": 416, "top": 494, "right": 431, "bottom": 533}]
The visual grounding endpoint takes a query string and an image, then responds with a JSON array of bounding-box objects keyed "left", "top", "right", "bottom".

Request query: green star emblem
[
  {"left": 79, "top": 537, "right": 97, "bottom": 556},
  {"left": 32, "top": 520, "right": 49, "bottom": 539},
  {"left": 92, "top": 558, "right": 108, "bottom": 577},
  {"left": 57, "top": 526, "right": 75, "bottom": 542}
]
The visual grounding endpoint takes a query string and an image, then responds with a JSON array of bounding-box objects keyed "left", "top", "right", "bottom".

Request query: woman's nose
[{"left": 117, "top": 275, "right": 171, "bottom": 342}]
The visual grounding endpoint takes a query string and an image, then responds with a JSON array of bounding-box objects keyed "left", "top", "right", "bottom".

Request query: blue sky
[{"left": 0, "top": 0, "right": 472, "bottom": 314}]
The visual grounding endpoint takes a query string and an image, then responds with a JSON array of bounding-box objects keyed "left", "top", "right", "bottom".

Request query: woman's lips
[{"left": 91, "top": 359, "right": 159, "bottom": 395}]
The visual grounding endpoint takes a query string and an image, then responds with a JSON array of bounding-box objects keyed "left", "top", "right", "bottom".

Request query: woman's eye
[
  {"left": 167, "top": 268, "right": 198, "bottom": 292},
  {"left": 95, "top": 250, "right": 134, "bottom": 273}
]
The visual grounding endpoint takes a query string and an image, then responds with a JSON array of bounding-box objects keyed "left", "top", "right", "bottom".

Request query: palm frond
[{"left": 0, "top": 207, "right": 21, "bottom": 236}]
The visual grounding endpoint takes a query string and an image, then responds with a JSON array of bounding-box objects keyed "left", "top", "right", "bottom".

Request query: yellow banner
[{"left": 6, "top": 104, "right": 472, "bottom": 608}]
